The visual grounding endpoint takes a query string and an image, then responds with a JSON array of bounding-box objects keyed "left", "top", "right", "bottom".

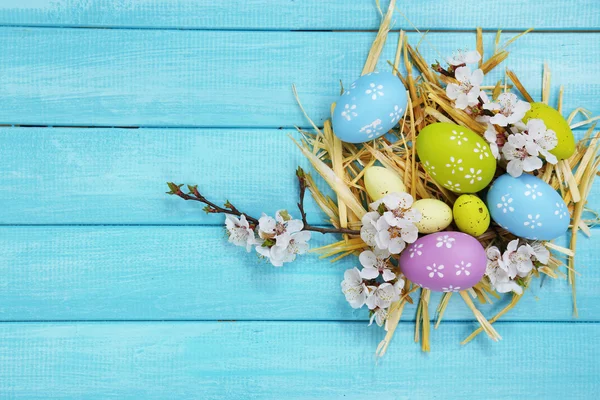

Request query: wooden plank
[
  {"left": 0, "top": 127, "right": 597, "bottom": 225},
  {"left": 0, "top": 321, "right": 597, "bottom": 399},
  {"left": 0, "top": 226, "right": 598, "bottom": 321},
  {"left": 0, "top": 29, "right": 598, "bottom": 127},
  {"left": 0, "top": 128, "right": 331, "bottom": 225},
  {"left": 0, "top": 0, "right": 598, "bottom": 30}
]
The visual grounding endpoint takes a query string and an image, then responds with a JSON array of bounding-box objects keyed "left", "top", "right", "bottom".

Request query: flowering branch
[
  {"left": 295, "top": 167, "right": 361, "bottom": 235},
  {"left": 166, "top": 182, "right": 259, "bottom": 226}
]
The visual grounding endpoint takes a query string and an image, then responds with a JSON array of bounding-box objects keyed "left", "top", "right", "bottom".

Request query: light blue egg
[
  {"left": 332, "top": 72, "right": 407, "bottom": 143},
  {"left": 487, "top": 173, "right": 569, "bottom": 240}
]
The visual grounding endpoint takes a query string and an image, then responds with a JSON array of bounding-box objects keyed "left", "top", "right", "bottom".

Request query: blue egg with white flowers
[
  {"left": 332, "top": 72, "right": 407, "bottom": 143},
  {"left": 487, "top": 173, "right": 569, "bottom": 240}
]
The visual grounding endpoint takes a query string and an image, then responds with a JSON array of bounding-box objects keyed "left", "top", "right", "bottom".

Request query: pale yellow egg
[
  {"left": 364, "top": 166, "right": 406, "bottom": 201},
  {"left": 413, "top": 199, "right": 453, "bottom": 234}
]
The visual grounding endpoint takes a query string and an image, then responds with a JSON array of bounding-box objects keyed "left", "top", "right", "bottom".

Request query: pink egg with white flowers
[{"left": 399, "top": 232, "right": 486, "bottom": 292}]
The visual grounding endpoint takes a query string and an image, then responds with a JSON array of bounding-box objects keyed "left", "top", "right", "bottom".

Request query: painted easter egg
[
  {"left": 453, "top": 195, "right": 490, "bottom": 237},
  {"left": 413, "top": 199, "right": 452, "bottom": 233},
  {"left": 416, "top": 123, "right": 496, "bottom": 193},
  {"left": 523, "top": 103, "right": 575, "bottom": 160},
  {"left": 487, "top": 173, "right": 569, "bottom": 240},
  {"left": 400, "top": 232, "right": 487, "bottom": 292},
  {"left": 364, "top": 166, "right": 406, "bottom": 201},
  {"left": 332, "top": 72, "right": 407, "bottom": 143}
]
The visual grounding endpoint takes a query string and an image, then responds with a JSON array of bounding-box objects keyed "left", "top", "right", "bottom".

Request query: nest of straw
[{"left": 292, "top": 1, "right": 599, "bottom": 354}]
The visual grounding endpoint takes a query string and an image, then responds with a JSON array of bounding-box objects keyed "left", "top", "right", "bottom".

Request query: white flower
[
  {"left": 366, "top": 193, "right": 420, "bottom": 254},
  {"left": 473, "top": 142, "right": 491, "bottom": 160},
  {"left": 436, "top": 235, "right": 455, "bottom": 249},
  {"left": 442, "top": 285, "right": 461, "bottom": 293},
  {"left": 375, "top": 217, "right": 418, "bottom": 254},
  {"left": 447, "top": 49, "right": 481, "bottom": 66},
  {"left": 360, "top": 211, "right": 380, "bottom": 247},
  {"left": 408, "top": 243, "right": 424, "bottom": 258},
  {"left": 484, "top": 93, "right": 530, "bottom": 127},
  {"left": 426, "top": 263, "right": 445, "bottom": 278},
  {"left": 524, "top": 119, "right": 558, "bottom": 164},
  {"left": 365, "top": 282, "right": 401, "bottom": 310},
  {"left": 256, "top": 210, "right": 308, "bottom": 267},
  {"left": 484, "top": 123, "right": 501, "bottom": 159},
  {"left": 444, "top": 180, "right": 461, "bottom": 192},
  {"left": 464, "top": 168, "right": 483, "bottom": 184},
  {"left": 225, "top": 214, "right": 257, "bottom": 252},
  {"left": 389, "top": 105, "right": 403, "bottom": 123},
  {"left": 369, "top": 307, "right": 389, "bottom": 327},
  {"left": 485, "top": 246, "right": 523, "bottom": 295},
  {"left": 526, "top": 241, "right": 550, "bottom": 264},
  {"left": 502, "top": 133, "right": 543, "bottom": 177},
  {"left": 341, "top": 268, "right": 368, "bottom": 308},
  {"left": 445, "top": 156, "right": 464, "bottom": 174},
  {"left": 524, "top": 183, "right": 543, "bottom": 200},
  {"left": 446, "top": 66, "right": 484, "bottom": 109},
  {"left": 341, "top": 104, "right": 358, "bottom": 121},
  {"left": 373, "top": 192, "right": 421, "bottom": 228},
  {"left": 523, "top": 214, "right": 542, "bottom": 230},
  {"left": 359, "top": 248, "right": 395, "bottom": 282},
  {"left": 365, "top": 83, "right": 384, "bottom": 100},
  {"left": 268, "top": 230, "right": 311, "bottom": 265},
  {"left": 455, "top": 261, "right": 472, "bottom": 276},
  {"left": 502, "top": 239, "right": 535, "bottom": 278},
  {"left": 554, "top": 202, "right": 569, "bottom": 220},
  {"left": 496, "top": 194, "right": 514, "bottom": 213},
  {"left": 258, "top": 210, "right": 303, "bottom": 246},
  {"left": 449, "top": 129, "right": 469, "bottom": 145}
]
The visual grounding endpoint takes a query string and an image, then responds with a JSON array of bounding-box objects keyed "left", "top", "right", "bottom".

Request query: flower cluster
[
  {"left": 341, "top": 248, "right": 405, "bottom": 327},
  {"left": 360, "top": 192, "right": 421, "bottom": 254},
  {"left": 484, "top": 239, "right": 550, "bottom": 294},
  {"left": 225, "top": 210, "right": 311, "bottom": 267},
  {"left": 442, "top": 50, "right": 559, "bottom": 178},
  {"left": 340, "top": 192, "right": 420, "bottom": 327}
]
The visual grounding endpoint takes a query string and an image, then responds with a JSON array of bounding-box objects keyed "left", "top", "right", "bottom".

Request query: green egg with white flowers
[
  {"left": 523, "top": 102, "right": 576, "bottom": 160},
  {"left": 416, "top": 123, "right": 496, "bottom": 193},
  {"left": 453, "top": 194, "right": 490, "bottom": 237}
]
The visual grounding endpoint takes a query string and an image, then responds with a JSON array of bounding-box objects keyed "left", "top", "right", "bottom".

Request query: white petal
[
  {"left": 360, "top": 267, "right": 380, "bottom": 280},
  {"left": 285, "top": 219, "right": 304, "bottom": 234},
  {"left": 506, "top": 160, "right": 524, "bottom": 177},
  {"left": 522, "top": 156, "right": 543, "bottom": 172},
  {"left": 359, "top": 250, "right": 377, "bottom": 269},
  {"left": 454, "top": 66, "right": 471, "bottom": 82},
  {"left": 388, "top": 238, "right": 406, "bottom": 254},
  {"left": 446, "top": 83, "right": 462, "bottom": 100},
  {"left": 470, "top": 69, "right": 484, "bottom": 86},
  {"left": 400, "top": 225, "right": 419, "bottom": 243},
  {"left": 382, "top": 269, "right": 396, "bottom": 282}
]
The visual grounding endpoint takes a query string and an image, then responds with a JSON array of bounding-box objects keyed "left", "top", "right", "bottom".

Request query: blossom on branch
[
  {"left": 225, "top": 214, "right": 257, "bottom": 252},
  {"left": 446, "top": 66, "right": 484, "bottom": 109},
  {"left": 484, "top": 93, "right": 530, "bottom": 127}
]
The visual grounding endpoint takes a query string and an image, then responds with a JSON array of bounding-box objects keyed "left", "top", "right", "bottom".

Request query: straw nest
[{"left": 291, "top": 0, "right": 599, "bottom": 354}]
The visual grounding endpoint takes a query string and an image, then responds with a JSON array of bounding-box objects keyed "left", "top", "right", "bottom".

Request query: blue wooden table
[{"left": 0, "top": 1, "right": 599, "bottom": 399}]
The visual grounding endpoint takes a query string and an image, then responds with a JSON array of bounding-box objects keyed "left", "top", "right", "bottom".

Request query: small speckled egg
[
  {"left": 453, "top": 195, "right": 490, "bottom": 237},
  {"left": 364, "top": 166, "right": 406, "bottom": 201},
  {"left": 523, "top": 103, "right": 575, "bottom": 160},
  {"left": 413, "top": 199, "right": 452, "bottom": 233},
  {"left": 332, "top": 72, "right": 407, "bottom": 143},
  {"left": 400, "top": 232, "right": 487, "bottom": 292},
  {"left": 416, "top": 123, "right": 496, "bottom": 193},
  {"left": 487, "top": 173, "right": 569, "bottom": 240}
]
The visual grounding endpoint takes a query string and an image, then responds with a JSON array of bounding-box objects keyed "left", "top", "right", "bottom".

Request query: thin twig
[
  {"left": 296, "top": 168, "right": 361, "bottom": 236},
  {"left": 166, "top": 182, "right": 259, "bottom": 225}
]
